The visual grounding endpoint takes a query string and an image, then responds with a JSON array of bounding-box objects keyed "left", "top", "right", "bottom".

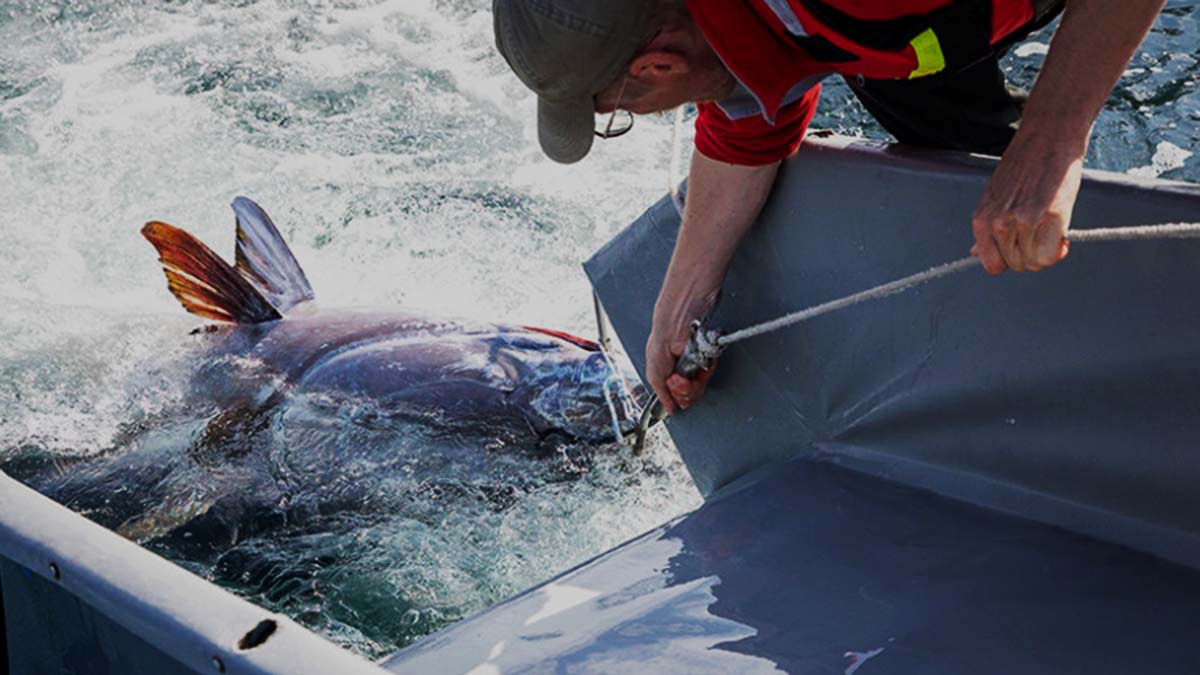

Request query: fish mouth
[
  {"left": 598, "top": 359, "right": 650, "bottom": 442},
  {"left": 554, "top": 355, "right": 648, "bottom": 445}
]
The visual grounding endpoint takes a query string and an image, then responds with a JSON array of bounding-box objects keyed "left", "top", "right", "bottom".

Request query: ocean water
[{"left": 1, "top": 0, "right": 1198, "bottom": 660}]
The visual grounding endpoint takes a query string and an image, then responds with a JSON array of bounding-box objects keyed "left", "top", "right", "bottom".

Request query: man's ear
[{"left": 629, "top": 50, "right": 690, "bottom": 83}]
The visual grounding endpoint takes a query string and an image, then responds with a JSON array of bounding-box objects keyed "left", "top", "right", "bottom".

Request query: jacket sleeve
[{"left": 693, "top": 86, "right": 821, "bottom": 166}]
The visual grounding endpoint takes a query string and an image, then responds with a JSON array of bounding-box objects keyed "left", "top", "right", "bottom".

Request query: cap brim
[{"left": 538, "top": 96, "right": 595, "bottom": 165}]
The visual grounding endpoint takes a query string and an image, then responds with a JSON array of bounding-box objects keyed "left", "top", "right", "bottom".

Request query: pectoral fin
[{"left": 142, "top": 221, "right": 282, "bottom": 324}]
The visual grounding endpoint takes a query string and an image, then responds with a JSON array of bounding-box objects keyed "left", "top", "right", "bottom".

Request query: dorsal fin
[
  {"left": 231, "top": 197, "right": 314, "bottom": 313},
  {"left": 142, "top": 221, "right": 282, "bottom": 324}
]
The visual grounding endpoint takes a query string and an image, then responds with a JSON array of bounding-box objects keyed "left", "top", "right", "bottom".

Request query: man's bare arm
[
  {"left": 972, "top": 0, "right": 1166, "bottom": 273},
  {"left": 646, "top": 151, "right": 779, "bottom": 413}
]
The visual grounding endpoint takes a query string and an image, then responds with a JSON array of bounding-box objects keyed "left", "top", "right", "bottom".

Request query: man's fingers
[
  {"left": 1018, "top": 214, "right": 1046, "bottom": 271},
  {"left": 1032, "top": 216, "right": 1068, "bottom": 267},
  {"left": 992, "top": 216, "right": 1017, "bottom": 253},
  {"left": 994, "top": 215, "right": 1028, "bottom": 272},
  {"left": 645, "top": 342, "right": 680, "bottom": 415},
  {"left": 650, "top": 374, "right": 679, "bottom": 415},
  {"left": 667, "top": 371, "right": 708, "bottom": 411},
  {"left": 653, "top": 381, "right": 679, "bottom": 414},
  {"left": 646, "top": 338, "right": 714, "bottom": 415},
  {"left": 999, "top": 234, "right": 1026, "bottom": 272},
  {"left": 972, "top": 216, "right": 1008, "bottom": 275},
  {"left": 666, "top": 375, "right": 693, "bottom": 409},
  {"left": 651, "top": 352, "right": 717, "bottom": 414}
]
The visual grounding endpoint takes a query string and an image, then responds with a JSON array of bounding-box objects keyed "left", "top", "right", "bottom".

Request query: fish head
[{"left": 515, "top": 343, "right": 649, "bottom": 445}]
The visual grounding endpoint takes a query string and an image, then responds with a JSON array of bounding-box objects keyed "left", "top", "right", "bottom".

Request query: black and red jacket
[{"left": 687, "top": 0, "right": 1058, "bottom": 165}]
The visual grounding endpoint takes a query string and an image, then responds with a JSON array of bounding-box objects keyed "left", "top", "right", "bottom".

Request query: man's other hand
[{"left": 971, "top": 131, "right": 1082, "bottom": 274}]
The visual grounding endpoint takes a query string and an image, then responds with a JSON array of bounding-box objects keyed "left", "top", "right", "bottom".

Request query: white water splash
[
  {"left": 0, "top": 0, "right": 700, "bottom": 658},
  {"left": 1127, "top": 141, "right": 1193, "bottom": 179},
  {"left": 1014, "top": 42, "right": 1049, "bottom": 58}
]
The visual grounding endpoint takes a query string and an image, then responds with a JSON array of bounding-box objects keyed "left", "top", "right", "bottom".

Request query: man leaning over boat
[{"left": 492, "top": 0, "right": 1166, "bottom": 413}]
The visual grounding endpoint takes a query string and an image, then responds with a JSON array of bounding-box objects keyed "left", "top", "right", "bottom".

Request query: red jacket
[{"left": 687, "top": 0, "right": 1037, "bottom": 165}]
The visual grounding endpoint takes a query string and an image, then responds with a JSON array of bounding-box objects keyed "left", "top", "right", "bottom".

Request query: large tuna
[{"left": 39, "top": 197, "right": 646, "bottom": 548}]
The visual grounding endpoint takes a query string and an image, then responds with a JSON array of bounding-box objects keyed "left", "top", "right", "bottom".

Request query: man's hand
[
  {"left": 971, "top": 132, "right": 1082, "bottom": 274},
  {"left": 645, "top": 153, "right": 779, "bottom": 414},
  {"left": 971, "top": 0, "right": 1164, "bottom": 274},
  {"left": 646, "top": 291, "right": 717, "bottom": 414}
]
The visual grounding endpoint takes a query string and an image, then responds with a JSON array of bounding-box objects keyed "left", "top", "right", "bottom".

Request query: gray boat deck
[{"left": 384, "top": 455, "right": 1200, "bottom": 673}]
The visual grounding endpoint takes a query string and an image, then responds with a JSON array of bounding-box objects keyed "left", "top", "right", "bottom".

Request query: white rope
[
  {"left": 600, "top": 375, "right": 627, "bottom": 446},
  {"left": 657, "top": 111, "right": 1200, "bottom": 364},
  {"left": 1058, "top": 222, "right": 1200, "bottom": 242},
  {"left": 593, "top": 293, "right": 644, "bottom": 446},
  {"left": 720, "top": 256, "right": 978, "bottom": 345},
  {"left": 714, "top": 222, "right": 1200, "bottom": 349}
]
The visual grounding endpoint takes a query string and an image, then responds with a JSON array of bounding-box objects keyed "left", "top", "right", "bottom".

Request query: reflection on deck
[{"left": 387, "top": 458, "right": 1200, "bottom": 673}]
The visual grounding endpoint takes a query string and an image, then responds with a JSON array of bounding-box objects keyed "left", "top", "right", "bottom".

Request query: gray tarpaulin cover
[
  {"left": 591, "top": 136, "right": 1200, "bottom": 567},
  {"left": 384, "top": 136, "right": 1200, "bottom": 673}
]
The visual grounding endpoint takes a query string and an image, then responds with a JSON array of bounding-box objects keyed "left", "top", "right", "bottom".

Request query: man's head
[{"left": 494, "top": 0, "right": 734, "bottom": 164}]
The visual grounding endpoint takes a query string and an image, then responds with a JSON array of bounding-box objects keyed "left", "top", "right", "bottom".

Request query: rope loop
[{"left": 675, "top": 320, "right": 724, "bottom": 377}]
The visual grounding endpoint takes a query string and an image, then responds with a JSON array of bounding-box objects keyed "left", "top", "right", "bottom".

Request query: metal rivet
[
  {"left": 211, "top": 655, "right": 225, "bottom": 672},
  {"left": 48, "top": 562, "right": 61, "bottom": 581}
]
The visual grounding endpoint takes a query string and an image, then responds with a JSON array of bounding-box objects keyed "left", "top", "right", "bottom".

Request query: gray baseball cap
[{"left": 494, "top": 0, "right": 656, "bottom": 164}]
